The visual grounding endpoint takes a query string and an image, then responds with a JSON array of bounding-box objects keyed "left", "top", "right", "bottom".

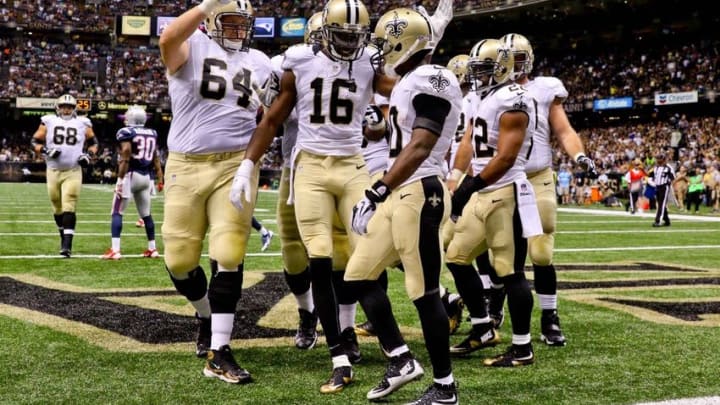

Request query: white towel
[
  {"left": 514, "top": 178, "right": 543, "bottom": 238},
  {"left": 286, "top": 146, "right": 301, "bottom": 205}
]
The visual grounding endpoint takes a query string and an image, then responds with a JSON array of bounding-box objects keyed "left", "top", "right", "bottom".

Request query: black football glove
[
  {"left": 576, "top": 154, "right": 598, "bottom": 178},
  {"left": 77, "top": 153, "right": 91, "bottom": 168},
  {"left": 451, "top": 175, "right": 488, "bottom": 219}
]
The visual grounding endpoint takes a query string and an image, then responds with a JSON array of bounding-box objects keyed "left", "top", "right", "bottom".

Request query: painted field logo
[{"left": 1, "top": 263, "right": 718, "bottom": 353}]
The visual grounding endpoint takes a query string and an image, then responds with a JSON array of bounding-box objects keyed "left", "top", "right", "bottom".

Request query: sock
[
  {"left": 210, "top": 313, "right": 234, "bottom": 350},
  {"left": 142, "top": 215, "right": 155, "bottom": 242},
  {"left": 191, "top": 293, "right": 211, "bottom": 319},
  {"left": 338, "top": 303, "right": 356, "bottom": 332},
  {"left": 111, "top": 237, "right": 120, "bottom": 252}
]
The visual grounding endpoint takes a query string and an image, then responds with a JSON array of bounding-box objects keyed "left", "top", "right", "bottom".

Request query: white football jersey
[
  {"left": 523, "top": 76, "right": 568, "bottom": 173},
  {"left": 270, "top": 52, "right": 299, "bottom": 168},
  {"left": 476, "top": 82, "right": 537, "bottom": 192},
  {"left": 167, "top": 30, "right": 272, "bottom": 154},
  {"left": 41, "top": 114, "right": 92, "bottom": 170},
  {"left": 387, "top": 64, "right": 462, "bottom": 188},
  {"left": 448, "top": 93, "right": 473, "bottom": 173},
  {"left": 283, "top": 44, "right": 375, "bottom": 156},
  {"left": 466, "top": 92, "right": 495, "bottom": 176}
]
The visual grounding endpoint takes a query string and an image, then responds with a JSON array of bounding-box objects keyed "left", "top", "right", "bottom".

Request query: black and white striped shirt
[{"left": 653, "top": 164, "right": 675, "bottom": 187}]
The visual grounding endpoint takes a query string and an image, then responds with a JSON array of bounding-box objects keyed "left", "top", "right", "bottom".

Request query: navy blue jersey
[{"left": 116, "top": 126, "right": 158, "bottom": 175}]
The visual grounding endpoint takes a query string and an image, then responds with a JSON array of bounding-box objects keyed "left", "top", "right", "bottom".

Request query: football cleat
[
  {"left": 195, "top": 314, "right": 211, "bottom": 358},
  {"left": 443, "top": 294, "right": 465, "bottom": 334},
  {"left": 142, "top": 248, "right": 160, "bottom": 258},
  {"left": 450, "top": 326, "right": 500, "bottom": 356},
  {"left": 100, "top": 248, "right": 122, "bottom": 260},
  {"left": 540, "top": 310, "right": 567, "bottom": 347},
  {"left": 405, "top": 382, "right": 459, "bottom": 405},
  {"left": 367, "top": 353, "right": 424, "bottom": 400},
  {"left": 295, "top": 309, "right": 318, "bottom": 350},
  {"left": 320, "top": 365, "right": 353, "bottom": 394},
  {"left": 59, "top": 249, "right": 71, "bottom": 258},
  {"left": 203, "top": 345, "right": 252, "bottom": 384},
  {"left": 135, "top": 218, "right": 145, "bottom": 227},
  {"left": 260, "top": 230, "right": 274, "bottom": 252},
  {"left": 354, "top": 320, "right": 376, "bottom": 337},
  {"left": 483, "top": 343, "right": 534, "bottom": 367},
  {"left": 341, "top": 327, "right": 362, "bottom": 364}
]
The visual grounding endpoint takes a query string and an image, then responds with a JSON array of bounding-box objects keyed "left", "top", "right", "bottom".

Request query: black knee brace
[
  {"left": 208, "top": 270, "right": 244, "bottom": 314},
  {"left": 169, "top": 266, "right": 208, "bottom": 302}
]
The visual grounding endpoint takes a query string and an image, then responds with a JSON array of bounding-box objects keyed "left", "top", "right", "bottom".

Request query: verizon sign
[{"left": 654, "top": 91, "right": 698, "bottom": 106}]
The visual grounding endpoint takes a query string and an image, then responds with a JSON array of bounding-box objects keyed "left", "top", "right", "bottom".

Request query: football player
[
  {"left": 344, "top": 7, "right": 461, "bottom": 404},
  {"left": 230, "top": 0, "right": 395, "bottom": 393},
  {"left": 500, "top": 33, "right": 597, "bottom": 346},
  {"left": 31, "top": 94, "right": 99, "bottom": 258},
  {"left": 158, "top": 0, "right": 271, "bottom": 385},
  {"left": 446, "top": 38, "right": 543, "bottom": 367},
  {"left": 101, "top": 105, "right": 163, "bottom": 260}
]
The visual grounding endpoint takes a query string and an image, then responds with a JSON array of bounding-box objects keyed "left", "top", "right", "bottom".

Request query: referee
[{"left": 652, "top": 152, "right": 675, "bottom": 227}]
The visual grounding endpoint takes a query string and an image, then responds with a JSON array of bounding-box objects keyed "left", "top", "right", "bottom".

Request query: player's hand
[
  {"left": 44, "top": 147, "right": 61, "bottom": 159},
  {"left": 157, "top": 182, "right": 164, "bottom": 192},
  {"left": 351, "top": 197, "right": 376, "bottom": 235},
  {"left": 230, "top": 159, "right": 255, "bottom": 211},
  {"left": 254, "top": 72, "right": 280, "bottom": 108},
  {"left": 198, "top": 0, "right": 231, "bottom": 15},
  {"left": 451, "top": 174, "right": 487, "bottom": 218},
  {"left": 115, "top": 178, "right": 124, "bottom": 197},
  {"left": 363, "top": 105, "right": 386, "bottom": 131},
  {"left": 77, "top": 153, "right": 91, "bottom": 168},
  {"left": 417, "top": 0, "right": 453, "bottom": 44},
  {"left": 577, "top": 154, "right": 598, "bottom": 178},
  {"left": 351, "top": 180, "right": 391, "bottom": 235}
]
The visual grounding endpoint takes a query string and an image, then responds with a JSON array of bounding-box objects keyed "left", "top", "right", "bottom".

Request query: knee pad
[
  {"left": 284, "top": 268, "right": 311, "bottom": 296},
  {"left": 208, "top": 270, "right": 244, "bottom": 313},
  {"left": 528, "top": 234, "right": 554, "bottom": 266},
  {"left": 168, "top": 266, "right": 208, "bottom": 302}
]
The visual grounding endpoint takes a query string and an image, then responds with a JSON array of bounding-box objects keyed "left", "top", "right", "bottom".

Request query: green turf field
[{"left": 1, "top": 182, "right": 719, "bottom": 404}]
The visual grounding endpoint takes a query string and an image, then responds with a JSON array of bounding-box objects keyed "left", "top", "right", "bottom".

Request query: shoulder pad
[
  {"left": 282, "top": 45, "right": 315, "bottom": 70},
  {"left": 409, "top": 65, "right": 460, "bottom": 96},
  {"left": 532, "top": 76, "right": 568, "bottom": 100}
]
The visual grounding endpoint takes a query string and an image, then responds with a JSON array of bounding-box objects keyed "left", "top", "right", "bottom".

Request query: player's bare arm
[
  {"left": 549, "top": 99, "right": 584, "bottom": 158},
  {"left": 116, "top": 141, "right": 132, "bottom": 180},
  {"left": 478, "top": 110, "right": 528, "bottom": 184},
  {"left": 158, "top": 8, "right": 204, "bottom": 73},
  {"left": 245, "top": 70, "right": 297, "bottom": 163},
  {"left": 86, "top": 128, "right": 99, "bottom": 155},
  {"left": 30, "top": 124, "right": 47, "bottom": 155},
  {"left": 153, "top": 154, "right": 164, "bottom": 185},
  {"left": 373, "top": 73, "right": 397, "bottom": 98},
  {"left": 447, "top": 119, "right": 474, "bottom": 192}
]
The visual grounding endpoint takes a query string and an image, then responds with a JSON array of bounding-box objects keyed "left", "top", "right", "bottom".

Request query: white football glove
[
  {"left": 351, "top": 197, "right": 376, "bottom": 235},
  {"left": 198, "top": 0, "right": 231, "bottom": 16},
  {"left": 417, "top": 0, "right": 454, "bottom": 45},
  {"left": 229, "top": 159, "right": 255, "bottom": 211},
  {"left": 351, "top": 180, "right": 391, "bottom": 235},
  {"left": 253, "top": 72, "right": 281, "bottom": 108}
]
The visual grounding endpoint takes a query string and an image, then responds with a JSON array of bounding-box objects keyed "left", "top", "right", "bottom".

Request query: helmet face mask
[
  {"left": 55, "top": 94, "right": 77, "bottom": 120},
  {"left": 124, "top": 106, "right": 147, "bottom": 127},
  {"left": 322, "top": 0, "right": 370, "bottom": 61},
  {"left": 500, "top": 33, "right": 534, "bottom": 80},
  {"left": 467, "top": 39, "right": 514, "bottom": 96},
  {"left": 373, "top": 8, "right": 433, "bottom": 79},
  {"left": 206, "top": 0, "right": 255, "bottom": 52}
]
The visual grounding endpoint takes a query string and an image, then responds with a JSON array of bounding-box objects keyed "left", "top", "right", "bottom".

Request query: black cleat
[
  {"left": 366, "top": 352, "right": 424, "bottom": 401},
  {"left": 354, "top": 320, "right": 376, "bottom": 337},
  {"left": 320, "top": 365, "right": 353, "bottom": 394},
  {"left": 295, "top": 309, "right": 318, "bottom": 350},
  {"left": 540, "top": 310, "right": 567, "bottom": 347},
  {"left": 195, "top": 314, "right": 211, "bottom": 358},
  {"left": 450, "top": 326, "right": 500, "bottom": 356},
  {"left": 341, "top": 327, "right": 362, "bottom": 364},
  {"left": 406, "top": 382, "right": 459, "bottom": 405},
  {"left": 203, "top": 345, "right": 253, "bottom": 384},
  {"left": 59, "top": 249, "right": 71, "bottom": 258},
  {"left": 483, "top": 343, "right": 534, "bottom": 367}
]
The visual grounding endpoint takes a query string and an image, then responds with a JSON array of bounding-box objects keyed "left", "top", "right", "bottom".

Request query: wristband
[
  {"left": 449, "top": 168, "right": 463, "bottom": 182},
  {"left": 573, "top": 152, "right": 586, "bottom": 163},
  {"left": 366, "top": 180, "right": 391, "bottom": 203}
]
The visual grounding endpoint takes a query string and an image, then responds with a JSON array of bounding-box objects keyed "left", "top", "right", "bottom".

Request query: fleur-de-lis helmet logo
[
  {"left": 429, "top": 69, "right": 450, "bottom": 92},
  {"left": 384, "top": 11, "right": 408, "bottom": 38}
]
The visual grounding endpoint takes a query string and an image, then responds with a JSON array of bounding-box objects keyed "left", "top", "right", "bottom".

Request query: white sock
[
  {"left": 211, "top": 313, "right": 235, "bottom": 350},
  {"left": 388, "top": 345, "right": 410, "bottom": 358},
  {"left": 331, "top": 354, "right": 351, "bottom": 369},
  {"left": 537, "top": 294, "right": 557, "bottom": 311},
  {"left": 260, "top": 227, "right": 269, "bottom": 236},
  {"left": 434, "top": 374, "right": 454, "bottom": 385},
  {"left": 470, "top": 316, "right": 491, "bottom": 326},
  {"left": 338, "top": 303, "right": 356, "bottom": 331},
  {"left": 295, "top": 289, "right": 314, "bottom": 313},
  {"left": 512, "top": 334, "right": 532, "bottom": 345},
  {"left": 111, "top": 237, "right": 120, "bottom": 252},
  {"left": 479, "top": 274, "right": 492, "bottom": 289},
  {"left": 190, "top": 293, "right": 211, "bottom": 319},
  {"left": 148, "top": 240, "right": 156, "bottom": 250}
]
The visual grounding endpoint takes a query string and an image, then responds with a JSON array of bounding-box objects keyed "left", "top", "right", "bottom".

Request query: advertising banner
[
  {"left": 280, "top": 17, "right": 306, "bottom": 37},
  {"left": 122, "top": 16, "right": 151, "bottom": 36},
  {"left": 593, "top": 97, "right": 633, "bottom": 111},
  {"left": 654, "top": 91, "right": 698, "bottom": 106}
]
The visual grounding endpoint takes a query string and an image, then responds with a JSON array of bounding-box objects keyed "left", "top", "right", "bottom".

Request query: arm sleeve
[{"left": 412, "top": 93, "right": 451, "bottom": 137}]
